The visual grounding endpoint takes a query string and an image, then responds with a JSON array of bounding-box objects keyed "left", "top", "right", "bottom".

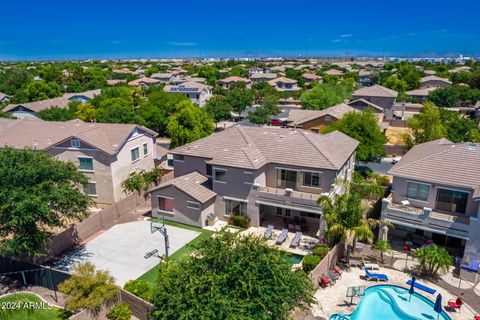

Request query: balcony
[
  {"left": 251, "top": 184, "right": 325, "bottom": 212},
  {"left": 381, "top": 195, "right": 471, "bottom": 239}
]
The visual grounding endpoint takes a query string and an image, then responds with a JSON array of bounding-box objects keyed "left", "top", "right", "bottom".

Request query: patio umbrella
[
  {"left": 434, "top": 294, "right": 443, "bottom": 320},
  {"left": 409, "top": 276, "right": 416, "bottom": 301}
]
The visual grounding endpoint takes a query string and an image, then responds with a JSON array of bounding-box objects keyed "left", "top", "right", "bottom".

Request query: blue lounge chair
[
  {"left": 263, "top": 225, "right": 274, "bottom": 239},
  {"left": 276, "top": 228, "right": 288, "bottom": 245},
  {"left": 290, "top": 232, "right": 302, "bottom": 248},
  {"left": 364, "top": 268, "right": 388, "bottom": 281},
  {"left": 406, "top": 279, "right": 436, "bottom": 294}
]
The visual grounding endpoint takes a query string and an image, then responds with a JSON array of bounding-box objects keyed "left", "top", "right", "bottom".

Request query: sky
[{"left": 1, "top": 0, "right": 479, "bottom": 60}]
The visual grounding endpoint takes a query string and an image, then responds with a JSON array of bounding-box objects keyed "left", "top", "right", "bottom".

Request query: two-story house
[
  {"left": 381, "top": 139, "right": 480, "bottom": 259},
  {"left": 351, "top": 85, "right": 398, "bottom": 120},
  {"left": 268, "top": 77, "right": 300, "bottom": 92},
  {"left": 287, "top": 104, "right": 357, "bottom": 133},
  {"left": 217, "top": 76, "right": 251, "bottom": 89},
  {"left": 419, "top": 76, "right": 452, "bottom": 89},
  {"left": 147, "top": 125, "right": 358, "bottom": 233},
  {"left": 0, "top": 118, "right": 157, "bottom": 206},
  {"left": 164, "top": 81, "right": 212, "bottom": 107}
]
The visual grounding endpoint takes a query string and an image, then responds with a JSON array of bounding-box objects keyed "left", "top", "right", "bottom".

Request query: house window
[
  {"left": 284, "top": 209, "right": 291, "bottom": 217},
  {"left": 214, "top": 169, "right": 227, "bottom": 183},
  {"left": 206, "top": 164, "right": 212, "bottom": 176},
  {"left": 131, "top": 147, "right": 140, "bottom": 162},
  {"left": 225, "top": 199, "right": 247, "bottom": 216},
  {"left": 187, "top": 200, "right": 201, "bottom": 210},
  {"left": 406, "top": 182, "right": 430, "bottom": 201},
  {"left": 78, "top": 157, "right": 93, "bottom": 171},
  {"left": 244, "top": 171, "right": 254, "bottom": 185},
  {"left": 276, "top": 207, "right": 283, "bottom": 216},
  {"left": 303, "top": 171, "right": 321, "bottom": 188},
  {"left": 311, "top": 128, "right": 320, "bottom": 133},
  {"left": 324, "top": 115, "right": 332, "bottom": 121},
  {"left": 436, "top": 189, "right": 468, "bottom": 214},
  {"left": 143, "top": 143, "right": 148, "bottom": 156},
  {"left": 173, "top": 154, "right": 184, "bottom": 161},
  {"left": 83, "top": 182, "right": 97, "bottom": 196},
  {"left": 158, "top": 196, "right": 174, "bottom": 213},
  {"left": 71, "top": 139, "right": 81, "bottom": 148},
  {"left": 276, "top": 168, "right": 299, "bottom": 189}
]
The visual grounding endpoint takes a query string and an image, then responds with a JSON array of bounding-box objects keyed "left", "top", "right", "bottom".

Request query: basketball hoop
[{"left": 150, "top": 218, "right": 170, "bottom": 258}]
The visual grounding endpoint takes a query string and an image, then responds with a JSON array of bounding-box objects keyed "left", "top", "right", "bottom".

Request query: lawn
[
  {"left": 0, "top": 293, "right": 71, "bottom": 320},
  {"left": 136, "top": 220, "right": 214, "bottom": 285}
]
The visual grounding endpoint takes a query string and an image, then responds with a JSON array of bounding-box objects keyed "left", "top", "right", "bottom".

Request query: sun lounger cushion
[
  {"left": 406, "top": 279, "right": 436, "bottom": 294},
  {"left": 365, "top": 268, "right": 388, "bottom": 281}
]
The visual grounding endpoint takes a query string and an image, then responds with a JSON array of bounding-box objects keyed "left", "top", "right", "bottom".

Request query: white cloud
[
  {"left": 167, "top": 42, "right": 197, "bottom": 47},
  {"left": 340, "top": 33, "right": 353, "bottom": 38}
]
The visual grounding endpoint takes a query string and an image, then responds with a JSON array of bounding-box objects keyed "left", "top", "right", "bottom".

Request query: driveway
[
  {"left": 359, "top": 156, "right": 400, "bottom": 176},
  {"left": 55, "top": 220, "right": 199, "bottom": 286}
]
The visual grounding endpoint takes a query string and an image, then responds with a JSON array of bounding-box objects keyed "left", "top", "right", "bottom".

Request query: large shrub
[
  {"left": 414, "top": 245, "right": 453, "bottom": 276},
  {"left": 312, "top": 244, "right": 331, "bottom": 259},
  {"left": 107, "top": 302, "right": 132, "bottom": 320},
  {"left": 302, "top": 255, "right": 322, "bottom": 273},
  {"left": 228, "top": 214, "right": 251, "bottom": 228},
  {"left": 123, "top": 279, "right": 153, "bottom": 301}
]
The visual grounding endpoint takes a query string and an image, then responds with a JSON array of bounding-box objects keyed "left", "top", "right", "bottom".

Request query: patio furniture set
[{"left": 263, "top": 225, "right": 302, "bottom": 248}]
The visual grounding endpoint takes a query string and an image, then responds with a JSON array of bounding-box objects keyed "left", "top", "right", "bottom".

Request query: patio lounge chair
[
  {"left": 406, "top": 279, "right": 436, "bottom": 294},
  {"left": 263, "top": 225, "right": 274, "bottom": 239},
  {"left": 290, "top": 232, "right": 302, "bottom": 248},
  {"left": 362, "top": 257, "right": 380, "bottom": 270},
  {"left": 320, "top": 274, "right": 332, "bottom": 287},
  {"left": 448, "top": 297, "right": 463, "bottom": 312},
  {"left": 474, "top": 315, "right": 480, "bottom": 320},
  {"left": 275, "top": 228, "right": 288, "bottom": 245},
  {"left": 364, "top": 268, "right": 388, "bottom": 282},
  {"left": 333, "top": 266, "right": 342, "bottom": 277}
]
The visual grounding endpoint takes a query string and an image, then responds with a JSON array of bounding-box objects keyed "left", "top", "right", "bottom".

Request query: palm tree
[
  {"left": 414, "top": 245, "right": 453, "bottom": 276},
  {"left": 372, "top": 239, "right": 391, "bottom": 264}
]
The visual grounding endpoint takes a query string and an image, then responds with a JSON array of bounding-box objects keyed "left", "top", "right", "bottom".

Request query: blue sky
[{"left": 1, "top": 0, "right": 479, "bottom": 60}]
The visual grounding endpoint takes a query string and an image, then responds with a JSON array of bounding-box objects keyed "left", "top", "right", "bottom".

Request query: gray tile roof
[
  {"left": 420, "top": 76, "right": 452, "bottom": 84},
  {"left": 287, "top": 104, "right": 357, "bottom": 125},
  {"left": 0, "top": 118, "right": 157, "bottom": 155},
  {"left": 347, "top": 98, "right": 384, "bottom": 112},
  {"left": 352, "top": 85, "right": 398, "bottom": 98},
  {"left": 170, "top": 125, "right": 358, "bottom": 170},
  {"left": 388, "top": 139, "right": 480, "bottom": 198},
  {"left": 147, "top": 171, "right": 216, "bottom": 203}
]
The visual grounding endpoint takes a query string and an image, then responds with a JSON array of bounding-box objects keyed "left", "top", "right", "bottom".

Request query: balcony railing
[{"left": 254, "top": 185, "right": 322, "bottom": 201}]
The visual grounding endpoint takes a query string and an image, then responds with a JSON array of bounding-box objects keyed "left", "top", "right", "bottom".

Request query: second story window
[
  {"left": 214, "top": 168, "right": 227, "bottom": 183},
  {"left": 436, "top": 189, "right": 468, "bottom": 214},
  {"left": 143, "top": 143, "right": 148, "bottom": 156},
  {"left": 173, "top": 154, "right": 184, "bottom": 162},
  {"left": 303, "top": 171, "right": 320, "bottom": 188},
  {"left": 78, "top": 157, "right": 93, "bottom": 171},
  {"left": 324, "top": 115, "right": 332, "bottom": 121},
  {"left": 71, "top": 139, "right": 81, "bottom": 148},
  {"left": 131, "top": 147, "right": 140, "bottom": 162},
  {"left": 406, "top": 182, "right": 429, "bottom": 201},
  {"left": 244, "top": 171, "right": 254, "bottom": 185}
]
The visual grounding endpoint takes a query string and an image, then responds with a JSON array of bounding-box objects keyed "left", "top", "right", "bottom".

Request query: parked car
[{"left": 270, "top": 118, "right": 288, "bottom": 127}]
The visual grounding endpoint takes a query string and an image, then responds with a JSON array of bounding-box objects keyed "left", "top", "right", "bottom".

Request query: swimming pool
[
  {"left": 281, "top": 252, "right": 304, "bottom": 266},
  {"left": 330, "top": 285, "right": 451, "bottom": 320}
]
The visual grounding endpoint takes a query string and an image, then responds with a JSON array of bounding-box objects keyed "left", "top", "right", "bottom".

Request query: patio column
[{"left": 379, "top": 225, "right": 389, "bottom": 241}]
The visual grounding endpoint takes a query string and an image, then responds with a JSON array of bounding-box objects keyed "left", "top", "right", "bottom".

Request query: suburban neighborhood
[{"left": 1, "top": 2, "right": 480, "bottom": 320}]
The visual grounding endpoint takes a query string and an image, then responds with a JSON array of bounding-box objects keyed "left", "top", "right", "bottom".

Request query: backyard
[{"left": 0, "top": 293, "right": 70, "bottom": 320}]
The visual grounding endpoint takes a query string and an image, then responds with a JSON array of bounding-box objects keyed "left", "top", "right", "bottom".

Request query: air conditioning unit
[{"left": 285, "top": 188, "right": 293, "bottom": 196}]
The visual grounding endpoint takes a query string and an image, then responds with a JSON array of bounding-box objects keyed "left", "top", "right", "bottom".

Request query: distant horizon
[{"left": 2, "top": 0, "right": 479, "bottom": 61}]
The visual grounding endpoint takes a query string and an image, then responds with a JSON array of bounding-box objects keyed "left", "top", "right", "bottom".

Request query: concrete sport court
[{"left": 55, "top": 220, "right": 199, "bottom": 286}]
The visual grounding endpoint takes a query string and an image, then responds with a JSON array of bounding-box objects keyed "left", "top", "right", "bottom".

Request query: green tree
[
  {"left": 167, "top": 100, "right": 214, "bottom": 148},
  {"left": 205, "top": 96, "right": 232, "bottom": 127},
  {"left": 59, "top": 262, "right": 119, "bottom": 314},
  {"left": 75, "top": 103, "right": 97, "bottom": 122},
  {"left": 137, "top": 90, "right": 186, "bottom": 133},
  {"left": 372, "top": 240, "right": 391, "bottom": 264},
  {"left": 428, "top": 86, "right": 480, "bottom": 108},
  {"left": 248, "top": 95, "right": 280, "bottom": 124},
  {"left": 37, "top": 106, "right": 75, "bottom": 121},
  {"left": 0, "top": 148, "right": 89, "bottom": 257},
  {"left": 107, "top": 302, "right": 132, "bottom": 320},
  {"left": 404, "top": 102, "right": 447, "bottom": 149},
  {"left": 96, "top": 98, "right": 144, "bottom": 124},
  {"left": 384, "top": 74, "right": 408, "bottom": 92},
  {"left": 151, "top": 232, "right": 314, "bottom": 319},
  {"left": 24, "top": 80, "right": 62, "bottom": 101},
  {"left": 414, "top": 245, "right": 453, "bottom": 276},
  {"left": 300, "top": 83, "right": 352, "bottom": 110},
  {"left": 223, "top": 83, "right": 253, "bottom": 115},
  {"left": 325, "top": 110, "right": 386, "bottom": 161}
]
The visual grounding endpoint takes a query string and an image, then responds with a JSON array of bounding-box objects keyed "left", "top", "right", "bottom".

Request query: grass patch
[
  {"left": 0, "top": 293, "right": 71, "bottom": 320},
  {"left": 137, "top": 219, "right": 214, "bottom": 285}
]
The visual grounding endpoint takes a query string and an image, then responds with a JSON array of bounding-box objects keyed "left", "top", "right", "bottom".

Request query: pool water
[
  {"left": 330, "top": 285, "right": 451, "bottom": 320},
  {"left": 282, "top": 252, "right": 304, "bottom": 266}
]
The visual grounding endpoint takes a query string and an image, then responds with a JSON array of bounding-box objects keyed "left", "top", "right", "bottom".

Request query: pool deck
[{"left": 311, "top": 266, "right": 476, "bottom": 320}]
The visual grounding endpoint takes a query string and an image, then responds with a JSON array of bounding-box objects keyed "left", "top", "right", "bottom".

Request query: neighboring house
[
  {"left": 287, "top": 104, "right": 357, "bottom": 132},
  {"left": 113, "top": 68, "right": 135, "bottom": 75},
  {"left": 357, "top": 70, "right": 373, "bottom": 87},
  {"left": 0, "top": 92, "right": 10, "bottom": 104},
  {"left": 381, "top": 139, "right": 480, "bottom": 260},
  {"left": 419, "top": 76, "right": 452, "bottom": 89},
  {"left": 128, "top": 77, "right": 161, "bottom": 87},
  {"left": 424, "top": 70, "right": 437, "bottom": 76},
  {"left": 3, "top": 89, "right": 101, "bottom": 119},
  {"left": 150, "top": 73, "right": 174, "bottom": 83},
  {"left": 163, "top": 81, "right": 212, "bottom": 107},
  {"left": 302, "top": 73, "right": 321, "bottom": 85},
  {"left": 450, "top": 66, "right": 471, "bottom": 74},
  {"left": 267, "top": 77, "right": 300, "bottom": 91},
  {"left": 217, "top": 76, "right": 251, "bottom": 89},
  {"left": 406, "top": 87, "right": 437, "bottom": 102},
  {"left": 248, "top": 67, "right": 264, "bottom": 76},
  {"left": 324, "top": 69, "right": 344, "bottom": 77},
  {"left": 351, "top": 85, "right": 398, "bottom": 119},
  {"left": 107, "top": 79, "right": 127, "bottom": 86},
  {"left": 250, "top": 73, "right": 277, "bottom": 83},
  {"left": 148, "top": 125, "right": 358, "bottom": 230},
  {"left": 0, "top": 118, "right": 157, "bottom": 206}
]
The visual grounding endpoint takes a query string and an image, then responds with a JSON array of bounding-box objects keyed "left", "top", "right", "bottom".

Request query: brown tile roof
[
  {"left": 250, "top": 73, "right": 277, "bottom": 80},
  {"left": 3, "top": 90, "right": 101, "bottom": 113},
  {"left": 352, "top": 85, "right": 398, "bottom": 98},
  {"left": 420, "top": 76, "right": 452, "bottom": 84},
  {"left": 146, "top": 171, "right": 216, "bottom": 203},
  {"left": 0, "top": 92, "right": 8, "bottom": 100},
  {"left": 128, "top": 77, "right": 161, "bottom": 86},
  {"left": 287, "top": 104, "right": 357, "bottom": 125},
  {"left": 388, "top": 139, "right": 480, "bottom": 198},
  {"left": 324, "top": 69, "right": 344, "bottom": 76},
  {"left": 170, "top": 125, "right": 358, "bottom": 170},
  {"left": 267, "top": 77, "right": 298, "bottom": 85},
  {"left": 0, "top": 118, "right": 157, "bottom": 155},
  {"left": 217, "top": 76, "right": 251, "bottom": 84},
  {"left": 107, "top": 79, "right": 127, "bottom": 86},
  {"left": 302, "top": 73, "right": 321, "bottom": 80}
]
